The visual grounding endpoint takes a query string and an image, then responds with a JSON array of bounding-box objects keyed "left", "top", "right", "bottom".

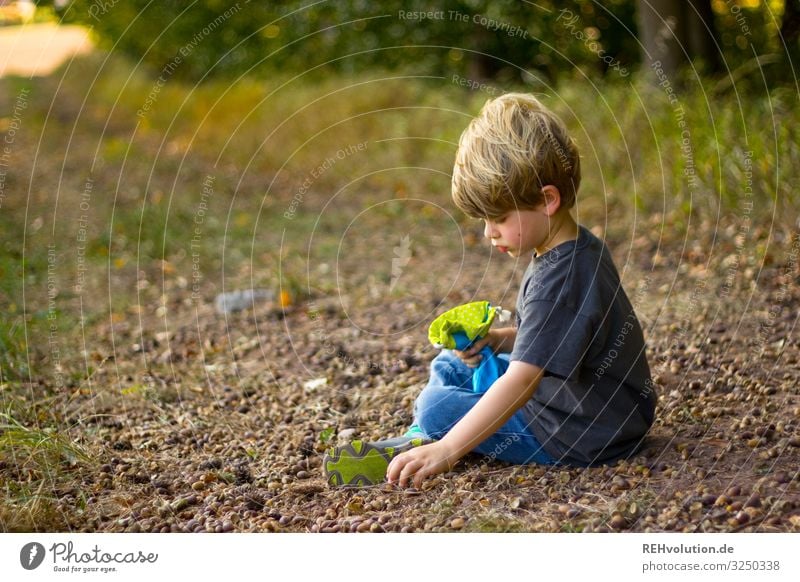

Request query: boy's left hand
[{"left": 386, "top": 441, "right": 457, "bottom": 488}]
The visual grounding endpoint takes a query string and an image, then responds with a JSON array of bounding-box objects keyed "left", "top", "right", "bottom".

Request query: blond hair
[{"left": 451, "top": 93, "right": 581, "bottom": 219}]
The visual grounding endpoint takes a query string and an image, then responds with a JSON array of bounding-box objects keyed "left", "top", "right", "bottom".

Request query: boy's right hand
[{"left": 453, "top": 334, "right": 494, "bottom": 368}]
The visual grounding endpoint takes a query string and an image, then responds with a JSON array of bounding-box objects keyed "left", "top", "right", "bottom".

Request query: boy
[{"left": 323, "top": 93, "right": 656, "bottom": 488}]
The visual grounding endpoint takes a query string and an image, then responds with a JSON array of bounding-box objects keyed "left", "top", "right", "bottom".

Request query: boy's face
[{"left": 482, "top": 205, "right": 551, "bottom": 258}]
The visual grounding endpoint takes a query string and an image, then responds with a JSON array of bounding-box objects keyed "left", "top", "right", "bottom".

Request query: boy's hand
[
  {"left": 386, "top": 441, "right": 457, "bottom": 488},
  {"left": 454, "top": 328, "right": 515, "bottom": 367},
  {"left": 453, "top": 334, "right": 492, "bottom": 368}
]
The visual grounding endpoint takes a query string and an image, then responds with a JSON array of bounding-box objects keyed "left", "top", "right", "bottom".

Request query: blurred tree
[
  {"left": 686, "top": 0, "right": 721, "bottom": 72},
  {"left": 58, "top": 0, "right": 639, "bottom": 84},
  {"left": 57, "top": 0, "right": 793, "bottom": 86},
  {"left": 781, "top": 0, "right": 800, "bottom": 50},
  {"left": 636, "top": 0, "right": 720, "bottom": 79}
]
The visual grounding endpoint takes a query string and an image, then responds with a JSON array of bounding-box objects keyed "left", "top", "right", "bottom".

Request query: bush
[{"left": 59, "top": 0, "right": 642, "bottom": 83}]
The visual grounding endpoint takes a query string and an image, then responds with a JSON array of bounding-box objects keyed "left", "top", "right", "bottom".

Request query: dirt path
[
  {"left": 0, "top": 23, "right": 92, "bottom": 78},
  {"left": 9, "top": 221, "right": 798, "bottom": 533}
]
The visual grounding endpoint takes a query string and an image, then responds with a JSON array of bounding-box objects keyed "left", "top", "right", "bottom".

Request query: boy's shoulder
[
  {"left": 520, "top": 225, "right": 617, "bottom": 312},
  {"left": 537, "top": 225, "right": 608, "bottom": 267}
]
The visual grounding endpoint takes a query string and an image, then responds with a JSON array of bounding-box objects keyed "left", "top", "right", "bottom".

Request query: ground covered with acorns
[{"left": 5, "top": 216, "right": 800, "bottom": 533}]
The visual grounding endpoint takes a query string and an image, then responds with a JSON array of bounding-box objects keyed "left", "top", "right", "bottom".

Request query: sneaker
[
  {"left": 323, "top": 436, "right": 430, "bottom": 487},
  {"left": 403, "top": 423, "right": 426, "bottom": 438}
]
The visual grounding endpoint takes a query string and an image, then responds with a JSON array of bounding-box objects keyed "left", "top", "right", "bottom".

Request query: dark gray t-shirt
[{"left": 510, "top": 226, "right": 656, "bottom": 466}]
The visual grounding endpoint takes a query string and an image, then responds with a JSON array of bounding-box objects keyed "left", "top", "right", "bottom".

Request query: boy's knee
[
  {"left": 413, "top": 385, "right": 443, "bottom": 437},
  {"left": 430, "top": 349, "right": 472, "bottom": 387},
  {"left": 414, "top": 384, "right": 466, "bottom": 439},
  {"left": 414, "top": 384, "right": 442, "bottom": 419},
  {"left": 431, "top": 349, "right": 460, "bottom": 370}
]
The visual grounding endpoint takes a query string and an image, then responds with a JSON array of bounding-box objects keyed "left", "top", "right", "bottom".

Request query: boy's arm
[
  {"left": 491, "top": 327, "right": 518, "bottom": 354},
  {"left": 386, "top": 361, "right": 543, "bottom": 488}
]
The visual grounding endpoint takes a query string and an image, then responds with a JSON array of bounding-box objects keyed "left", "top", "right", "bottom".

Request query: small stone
[
  {"left": 743, "top": 506, "right": 762, "bottom": 520},
  {"left": 610, "top": 514, "right": 628, "bottom": 530},
  {"left": 735, "top": 511, "right": 749, "bottom": 525},
  {"left": 773, "top": 471, "right": 790, "bottom": 484},
  {"left": 337, "top": 428, "right": 356, "bottom": 441},
  {"left": 725, "top": 485, "right": 741, "bottom": 497},
  {"left": 701, "top": 494, "right": 717, "bottom": 506},
  {"left": 611, "top": 476, "right": 630, "bottom": 489},
  {"left": 191, "top": 481, "right": 206, "bottom": 491},
  {"left": 744, "top": 494, "right": 761, "bottom": 508},
  {"left": 450, "top": 517, "right": 465, "bottom": 530},
  {"left": 199, "top": 458, "right": 223, "bottom": 471}
]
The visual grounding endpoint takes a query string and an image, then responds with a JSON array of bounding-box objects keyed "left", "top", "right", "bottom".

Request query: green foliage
[
  {"left": 58, "top": 1, "right": 795, "bottom": 85},
  {"left": 0, "top": 240, "right": 26, "bottom": 382},
  {"left": 60, "top": 0, "right": 641, "bottom": 83},
  {"left": 0, "top": 314, "right": 29, "bottom": 382},
  {"left": 318, "top": 426, "right": 335, "bottom": 444}
]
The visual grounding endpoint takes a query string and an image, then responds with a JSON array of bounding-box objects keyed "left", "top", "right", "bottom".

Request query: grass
[
  {"left": 0, "top": 49, "right": 797, "bottom": 529},
  {"left": 0, "top": 406, "right": 91, "bottom": 531},
  {"left": 0, "top": 313, "right": 29, "bottom": 382}
]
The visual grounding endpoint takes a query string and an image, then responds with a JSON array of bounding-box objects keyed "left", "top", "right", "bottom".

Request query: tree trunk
[
  {"left": 686, "top": 0, "right": 721, "bottom": 73},
  {"left": 636, "top": 0, "right": 687, "bottom": 80},
  {"left": 781, "top": 0, "right": 800, "bottom": 46}
]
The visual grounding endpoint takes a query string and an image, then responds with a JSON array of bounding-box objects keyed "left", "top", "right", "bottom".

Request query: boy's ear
[{"left": 540, "top": 185, "right": 562, "bottom": 216}]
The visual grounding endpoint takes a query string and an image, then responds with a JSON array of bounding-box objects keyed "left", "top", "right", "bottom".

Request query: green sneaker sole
[{"left": 323, "top": 437, "right": 428, "bottom": 487}]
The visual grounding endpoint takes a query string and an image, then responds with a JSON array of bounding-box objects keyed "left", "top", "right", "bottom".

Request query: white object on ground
[{"left": 214, "top": 289, "right": 274, "bottom": 314}]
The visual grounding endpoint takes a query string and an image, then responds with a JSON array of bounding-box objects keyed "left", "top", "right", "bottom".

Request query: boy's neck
[{"left": 534, "top": 211, "right": 579, "bottom": 257}]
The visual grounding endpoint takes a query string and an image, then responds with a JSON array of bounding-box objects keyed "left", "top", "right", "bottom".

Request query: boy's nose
[{"left": 483, "top": 221, "right": 496, "bottom": 239}]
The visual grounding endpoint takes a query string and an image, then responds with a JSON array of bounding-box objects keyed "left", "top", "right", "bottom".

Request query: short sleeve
[{"left": 510, "top": 299, "right": 593, "bottom": 380}]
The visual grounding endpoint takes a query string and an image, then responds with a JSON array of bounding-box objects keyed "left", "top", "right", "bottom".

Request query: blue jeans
[{"left": 412, "top": 350, "right": 557, "bottom": 465}]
